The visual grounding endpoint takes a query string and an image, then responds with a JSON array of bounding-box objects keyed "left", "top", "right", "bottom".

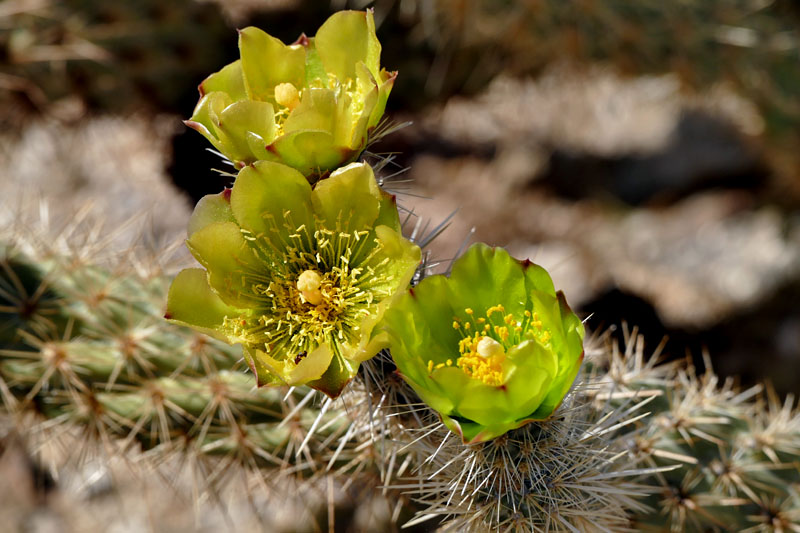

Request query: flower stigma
[
  {"left": 297, "top": 270, "right": 323, "bottom": 305},
  {"left": 274, "top": 82, "right": 301, "bottom": 110}
]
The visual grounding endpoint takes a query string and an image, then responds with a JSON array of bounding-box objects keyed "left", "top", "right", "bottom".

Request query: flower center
[
  {"left": 456, "top": 333, "right": 506, "bottom": 386},
  {"left": 426, "top": 304, "right": 552, "bottom": 387},
  {"left": 226, "top": 215, "right": 396, "bottom": 362},
  {"left": 272, "top": 76, "right": 366, "bottom": 140}
]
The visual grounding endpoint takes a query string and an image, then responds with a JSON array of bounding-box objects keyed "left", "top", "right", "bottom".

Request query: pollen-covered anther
[
  {"left": 274, "top": 82, "right": 300, "bottom": 110},
  {"left": 296, "top": 270, "right": 323, "bottom": 305}
]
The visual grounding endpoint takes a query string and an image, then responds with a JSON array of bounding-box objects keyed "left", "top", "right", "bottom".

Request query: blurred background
[{"left": 2, "top": 0, "right": 799, "bottom": 397}]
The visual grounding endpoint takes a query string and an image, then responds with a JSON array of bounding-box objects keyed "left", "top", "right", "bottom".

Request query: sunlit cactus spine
[
  {"left": 349, "top": 326, "right": 800, "bottom": 532},
  {"left": 0, "top": 241, "right": 356, "bottom": 478},
  {"left": 0, "top": 227, "right": 436, "bottom": 531},
  {"left": 593, "top": 328, "right": 800, "bottom": 532},
  {"left": 3, "top": 237, "right": 800, "bottom": 531}
]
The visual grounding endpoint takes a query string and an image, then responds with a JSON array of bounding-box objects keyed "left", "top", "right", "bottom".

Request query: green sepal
[
  {"left": 303, "top": 43, "right": 327, "bottom": 86},
  {"left": 374, "top": 189, "right": 401, "bottom": 232},
  {"left": 308, "top": 352, "right": 359, "bottom": 399},
  {"left": 245, "top": 343, "right": 333, "bottom": 388}
]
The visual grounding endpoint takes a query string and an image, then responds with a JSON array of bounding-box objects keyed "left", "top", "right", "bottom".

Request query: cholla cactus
[
  {"left": 186, "top": 9, "right": 395, "bottom": 179},
  {"left": 167, "top": 161, "right": 420, "bottom": 398},
  {"left": 594, "top": 330, "right": 800, "bottom": 532},
  {"left": 3, "top": 234, "right": 800, "bottom": 531},
  {"left": 0, "top": 232, "right": 373, "bottom": 471},
  {"left": 3, "top": 7, "right": 800, "bottom": 533}
]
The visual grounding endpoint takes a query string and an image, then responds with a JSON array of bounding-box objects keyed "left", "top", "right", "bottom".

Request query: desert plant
[{"left": 2, "top": 8, "right": 799, "bottom": 533}]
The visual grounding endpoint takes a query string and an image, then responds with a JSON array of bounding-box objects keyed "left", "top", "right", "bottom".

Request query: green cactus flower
[
  {"left": 165, "top": 161, "right": 420, "bottom": 398},
  {"left": 185, "top": 10, "right": 395, "bottom": 180},
  {"left": 383, "top": 244, "right": 584, "bottom": 443}
]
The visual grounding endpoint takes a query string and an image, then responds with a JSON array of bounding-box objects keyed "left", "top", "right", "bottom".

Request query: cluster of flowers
[{"left": 166, "top": 10, "right": 584, "bottom": 443}]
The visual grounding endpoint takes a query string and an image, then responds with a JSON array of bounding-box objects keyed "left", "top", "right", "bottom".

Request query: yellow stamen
[
  {"left": 448, "top": 302, "right": 554, "bottom": 386},
  {"left": 486, "top": 304, "right": 505, "bottom": 317}
]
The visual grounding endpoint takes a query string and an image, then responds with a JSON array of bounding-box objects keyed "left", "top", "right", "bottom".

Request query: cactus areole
[
  {"left": 384, "top": 244, "right": 585, "bottom": 443},
  {"left": 166, "top": 162, "right": 420, "bottom": 398},
  {"left": 185, "top": 10, "right": 395, "bottom": 181}
]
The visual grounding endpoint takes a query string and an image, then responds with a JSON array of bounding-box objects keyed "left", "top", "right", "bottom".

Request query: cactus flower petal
[
  {"left": 315, "top": 10, "right": 382, "bottom": 81},
  {"left": 384, "top": 244, "right": 585, "bottom": 443},
  {"left": 165, "top": 268, "right": 242, "bottom": 342}
]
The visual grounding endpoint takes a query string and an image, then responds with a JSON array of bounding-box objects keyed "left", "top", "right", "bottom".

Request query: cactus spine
[{"left": 2, "top": 237, "right": 800, "bottom": 530}]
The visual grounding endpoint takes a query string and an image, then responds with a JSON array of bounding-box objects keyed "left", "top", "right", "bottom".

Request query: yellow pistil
[
  {"left": 275, "top": 82, "right": 300, "bottom": 110},
  {"left": 296, "top": 270, "right": 323, "bottom": 305}
]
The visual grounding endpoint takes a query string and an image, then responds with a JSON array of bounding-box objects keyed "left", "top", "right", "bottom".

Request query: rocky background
[{"left": 1, "top": 0, "right": 799, "bottom": 528}]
